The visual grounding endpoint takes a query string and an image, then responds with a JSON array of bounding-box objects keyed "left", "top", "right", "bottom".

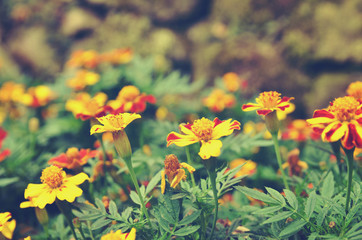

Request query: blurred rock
[{"left": 61, "top": 8, "right": 101, "bottom": 37}]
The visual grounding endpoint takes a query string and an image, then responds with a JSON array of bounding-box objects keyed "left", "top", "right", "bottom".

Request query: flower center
[
  {"left": 191, "top": 118, "right": 214, "bottom": 141},
  {"left": 164, "top": 154, "right": 180, "bottom": 179},
  {"left": 40, "top": 166, "right": 64, "bottom": 188},
  {"left": 347, "top": 81, "right": 362, "bottom": 100},
  {"left": 329, "top": 96, "right": 360, "bottom": 122},
  {"left": 256, "top": 91, "right": 281, "bottom": 108}
]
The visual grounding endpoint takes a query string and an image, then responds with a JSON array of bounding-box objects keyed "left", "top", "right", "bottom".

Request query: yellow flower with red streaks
[
  {"left": 229, "top": 159, "right": 257, "bottom": 178},
  {"left": 282, "top": 119, "right": 321, "bottom": 142},
  {"left": 67, "top": 70, "right": 100, "bottom": 91},
  {"left": 66, "top": 92, "right": 109, "bottom": 120},
  {"left": 21, "top": 85, "right": 55, "bottom": 107},
  {"left": 101, "top": 48, "right": 133, "bottom": 65},
  {"left": 48, "top": 147, "right": 98, "bottom": 170},
  {"left": 23, "top": 165, "right": 89, "bottom": 209},
  {"left": 0, "top": 82, "right": 25, "bottom": 103},
  {"left": 161, "top": 154, "right": 195, "bottom": 194},
  {"left": 242, "top": 91, "right": 294, "bottom": 116},
  {"left": 346, "top": 81, "right": 362, "bottom": 101},
  {"left": 0, "top": 212, "right": 16, "bottom": 239},
  {"left": 167, "top": 117, "right": 241, "bottom": 159},
  {"left": 203, "top": 89, "right": 235, "bottom": 112},
  {"left": 222, "top": 72, "right": 248, "bottom": 92},
  {"left": 101, "top": 227, "right": 136, "bottom": 240},
  {"left": 107, "top": 86, "right": 156, "bottom": 114},
  {"left": 66, "top": 50, "right": 100, "bottom": 69},
  {"left": 307, "top": 96, "right": 362, "bottom": 150},
  {"left": 90, "top": 113, "right": 141, "bottom": 134}
]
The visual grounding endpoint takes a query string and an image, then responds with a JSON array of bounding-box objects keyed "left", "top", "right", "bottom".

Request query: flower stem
[
  {"left": 124, "top": 159, "right": 151, "bottom": 227},
  {"left": 56, "top": 200, "right": 79, "bottom": 240},
  {"left": 271, "top": 134, "right": 289, "bottom": 190},
  {"left": 204, "top": 158, "right": 218, "bottom": 240},
  {"left": 185, "top": 147, "right": 196, "bottom": 187},
  {"left": 344, "top": 147, "right": 355, "bottom": 213}
]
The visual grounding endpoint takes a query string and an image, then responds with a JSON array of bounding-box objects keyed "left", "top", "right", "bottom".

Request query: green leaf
[
  {"left": 174, "top": 225, "right": 200, "bottom": 236},
  {"left": 0, "top": 177, "right": 19, "bottom": 187},
  {"left": 235, "top": 186, "right": 278, "bottom": 204},
  {"left": 308, "top": 232, "right": 318, "bottom": 240},
  {"left": 279, "top": 220, "right": 307, "bottom": 238},
  {"left": 266, "top": 187, "right": 286, "bottom": 205},
  {"left": 253, "top": 206, "right": 283, "bottom": 215},
  {"left": 179, "top": 210, "right": 201, "bottom": 225},
  {"left": 316, "top": 206, "right": 329, "bottom": 227},
  {"left": 159, "top": 204, "right": 176, "bottom": 224},
  {"left": 345, "top": 219, "right": 362, "bottom": 237},
  {"left": 262, "top": 211, "right": 293, "bottom": 224},
  {"left": 130, "top": 191, "right": 141, "bottom": 205},
  {"left": 321, "top": 172, "right": 334, "bottom": 199},
  {"left": 153, "top": 207, "right": 171, "bottom": 233},
  {"left": 344, "top": 202, "right": 362, "bottom": 228},
  {"left": 95, "top": 198, "right": 107, "bottom": 214},
  {"left": 284, "top": 189, "right": 298, "bottom": 210},
  {"left": 305, "top": 191, "right": 316, "bottom": 219},
  {"left": 91, "top": 218, "right": 112, "bottom": 230},
  {"left": 146, "top": 170, "right": 161, "bottom": 195},
  {"left": 108, "top": 201, "right": 120, "bottom": 218}
]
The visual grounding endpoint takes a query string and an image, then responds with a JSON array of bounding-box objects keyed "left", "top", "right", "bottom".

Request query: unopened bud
[
  {"left": 265, "top": 111, "right": 280, "bottom": 135},
  {"left": 113, "top": 131, "right": 132, "bottom": 162},
  {"left": 35, "top": 207, "right": 49, "bottom": 226}
]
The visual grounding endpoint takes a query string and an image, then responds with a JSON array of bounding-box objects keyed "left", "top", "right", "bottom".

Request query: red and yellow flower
[
  {"left": 0, "top": 212, "right": 16, "bottom": 239},
  {"left": 24, "top": 165, "right": 89, "bottom": 209},
  {"left": 0, "top": 82, "right": 25, "bottom": 103},
  {"left": 307, "top": 96, "right": 362, "bottom": 149},
  {"left": 66, "top": 92, "right": 109, "bottom": 120},
  {"left": 66, "top": 70, "right": 100, "bottom": 91},
  {"left": 229, "top": 159, "right": 257, "bottom": 178},
  {"left": 282, "top": 119, "right": 320, "bottom": 142},
  {"left": 222, "top": 72, "right": 247, "bottom": 92},
  {"left": 242, "top": 91, "right": 294, "bottom": 116},
  {"left": 101, "top": 227, "right": 136, "bottom": 240},
  {"left": 90, "top": 113, "right": 141, "bottom": 134},
  {"left": 48, "top": 147, "right": 98, "bottom": 170},
  {"left": 66, "top": 50, "right": 100, "bottom": 69},
  {"left": 101, "top": 48, "right": 133, "bottom": 65},
  {"left": 161, "top": 154, "right": 195, "bottom": 194},
  {"left": 346, "top": 81, "right": 362, "bottom": 101},
  {"left": 167, "top": 117, "right": 240, "bottom": 159},
  {"left": 21, "top": 85, "right": 55, "bottom": 107},
  {"left": 203, "top": 89, "right": 235, "bottom": 112},
  {"left": 0, "top": 128, "right": 10, "bottom": 163}
]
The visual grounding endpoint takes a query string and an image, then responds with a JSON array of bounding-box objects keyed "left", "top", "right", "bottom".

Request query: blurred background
[{"left": 0, "top": 0, "right": 361, "bottom": 117}]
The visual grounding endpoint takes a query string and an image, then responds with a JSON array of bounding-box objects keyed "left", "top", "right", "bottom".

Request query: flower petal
[
  {"left": 180, "top": 163, "right": 195, "bottom": 174},
  {"left": 170, "top": 169, "right": 186, "bottom": 188},
  {"left": 56, "top": 185, "right": 83, "bottom": 202},
  {"left": 256, "top": 109, "right": 273, "bottom": 116},
  {"left": 161, "top": 170, "right": 166, "bottom": 194},
  {"left": 90, "top": 125, "right": 106, "bottom": 135},
  {"left": 322, "top": 122, "right": 347, "bottom": 142},
  {"left": 199, "top": 140, "right": 222, "bottom": 159},
  {"left": 33, "top": 188, "right": 57, "bottom": 209},
  {"left": 65, "top": 172, "right": 89, "bottom": 185},
  {"left": 166, "top": 132, "right": 198, "bottom": 147},
  {"left": 341, "top": 124, "right": 354, "bottom": 150},
  {"left": 241, "top": 103, "right": 262, "bottom": 112},
  {"left": 212, "top": 119, "right": 240, "bottom": 139}
]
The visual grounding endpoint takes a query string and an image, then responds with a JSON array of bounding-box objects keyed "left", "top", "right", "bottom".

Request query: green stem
[
  {"left": 124, "top": 159, "right": 151, "bottom": 227},
  {"left": 87, "top": 221, "right": 95, "bottom": 240},
  {"left": 271, "top": 134, "right": 289, "bottom": 190},
  {"left": 204, "top": 158, "right": 218, "bottom": 240},
  {"left": 56, "top": 200, "right": 79, "bottom": 240},
  {"left": 78, "top": 224, "right": 87, "bottom": 240},
  {"left": 344, "top": 148, "right": 355, "bottom": 213},
  {"left": 185, "top": 147, "right": 196, "bottom": 187}
]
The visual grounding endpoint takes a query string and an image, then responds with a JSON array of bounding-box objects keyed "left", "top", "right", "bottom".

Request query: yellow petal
[
  {"left": 199, "top": 140, "right": 222, "bottom": 159},
  {"left": 33, "top": 189, "right": 57, "bottom": 209},
  {"left": 90, "top": 125, "right": 106, "bottom": 135},
  {"left": 170, "top": 169, "right": 186, "bottom": 188},
  {"left": 56, "top": 185, "right": 83, "bottom": 202},
  {"left": 24, "top": 183, "right": 47, "bottom": 199},
  {"left": 161, "top": 170, "right": 166, "bottom": 194},
  {"left": 321, "top": 122, "right": 347, "bottom": 142},
  {"left": 1, "top": 219, "right": 16, "bottom": 239},
  {"left": 306, "top": 117, "right": 335, "bottom": 125},
  {"left": 65, "top": 172, "right": 89, "bottom": 185},
  {"left": 180, "top": 163, "right": 195, "bottom": 174},
  {"left": 212, "top": 119, "right": 240, "bottom": 139}
]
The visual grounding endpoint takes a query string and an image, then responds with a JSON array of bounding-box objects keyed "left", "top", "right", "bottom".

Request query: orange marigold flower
[
  {"left": 203, "top": 89, "right": 235, "bottom": 112},
  {"left": 242, "top": 91, "right": 294, "bottom": 116},
  {"left": 281, "top": 149, "right": 308, "bottom": 177},
  {"left": 101, "top": 48, "right": 133, "bottom": 65},
  {"left": 167, "top": 117, "right": 240, "bottom": 159},
  {"left": 307, "top": 96, "right": 362, "bottom": 150},
  {"left": 282, "top": 119, "right": 321, "bottom": 142},
  {"left": 0, "top": 82, "right": 25, "bottom": 103},
  {"left": 48, "top": 147, "right": 98, "bottom": 170},
  {"left": 101, "top": 227, "right": 136, "bottom": 240},
  {"left": 346, "top": 81, "right": 362, "bottom": 101},
  {"left": 21, "top": 85, "right": 55, "bottom": 107},
  {"left": 222, "top": 72, "right": 248, "bottom": 92},
  {"left": 66, "top": 50, "right": 100, "bottom": 69},
  {"left": 24, "top": 166, "right": 89, "bottom": 209},
  {"left": 66, "top": 92, "right": 109, "bottom": 120},
  {"left": 107, "top": 85, "right": 156, "bottom": 114},
  {"left": 161, "top": 154, "right": 195, "bottom": 194},
  {"left": 229, "top": 159, "right": 257, "bottom": 178},
  {"left": 0, "top": 212, "right": 16, "bottom": 239},
  {"left": 66, "top": 70, "right": 100, "bottom": 91}
]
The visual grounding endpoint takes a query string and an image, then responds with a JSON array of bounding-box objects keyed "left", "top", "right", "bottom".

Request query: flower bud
[
  {"left": 265, "top": 111, "right": 280, "bottom": 135},
  {"left": 35, "top": 207, "right": 49, "bottom": 226},
  {"left": 112, "top": 131, "right": 132, "bottom": 162}
]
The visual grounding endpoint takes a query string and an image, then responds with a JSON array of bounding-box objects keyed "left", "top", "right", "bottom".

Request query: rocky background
[{"left": 0, "top": 0, "right": 361, "bottom": 116}]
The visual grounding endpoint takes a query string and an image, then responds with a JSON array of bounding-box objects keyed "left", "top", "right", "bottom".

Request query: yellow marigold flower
[
  {"left": 21, "top": 85, "right": 55, "bottom": 107},
  {"left": 0, "top": 82, "right": 25, "bottom": 103},
  {"left": 167, "top": 117, "right": 240, "bottom": 159},
  {"left": 203, "top": 89, "right": 235, "bottom": 112},
  {"left": 229, "top": 159, "right": 257, "bottom": 178},
  {"left": 223, "top": 72, "right": 240, "bottom": 92},
  {"left": 101, "top": 48, "right": 133, "bottom": 65},
  {"left": 242, "top": 91, "right": 294, "bottom": 116},
  {"left": 0, "top": 212, "right": 16, "bottom": 239},
  {"left": 66, "top": 92, "right": 109, "bottom": 120},
  {"left": 66, "top": 50, "right": 100, "bottom": 69},
  {"left": 24, "top": 166, "right": 89, "bottom": 209},
  {"left": 347, "top": 81, "right": 362, "bottom": 100},
  {"left": 67, "top": 70, "right": 100, "bottom": 91},
  {"left": 307, "top": 96, "right": 362, "bottom": 150},
  {"left": 101, "top": 227, "right": 136, "bottom": 240},
  {"left": 90, "top": 113, "right": 141, "bottom": 134},
  {"left": 161, "top": 154, "right": 195, "bottom": 194}
]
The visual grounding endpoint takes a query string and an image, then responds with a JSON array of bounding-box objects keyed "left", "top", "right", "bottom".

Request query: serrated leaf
[
  {"left": 130, "top": 191, "right": 141, "bottom": 205},
  {"left": 316, "top": 206, "right": 329, "bottom": 227},
  {"left": 91, "top": 218, "right": 112, "bottom": 230},
  {"left": 174, "top": 225, "right": 200, "bottom": 236},
  {"left": 284, "top": 189, "right": 298, "bottom": 210},
  {"left": 262, "top": 211, "right": 293, "bottom": 224},
  {"left": 308, "top": 232, "right": 318, "bottom": 240},
  {"left": 146, "top": 170, "right": 161, "bottom": 195},
  {"left": 153, "top": 208, "right": 171, "bottom": 233},
  {"left": 235, "top": 186, "right": 278, "bottom": 204},
  {"left": 253, "top": 205, "right": 283, "bottom": 215},
  {"left": 321, "top": 172, "right": 334, "bottom": 199},
  {"left": 305, "top": 191, "right": 316, "bottom": 219},
  {"left": 344, "top": 202, "right": 362, "bottom": 228},
  {"left": 95, "top": 198, "right": 107, "bottom": 214},
  {"left": 279, "top": 220, "right": 307, "bottom": 238},
  {"left": 179, "top": 210, "right": 201, "bottom": 225},
  {"left": 266, "top": 187, "right": 286, "bottom": 205},
  {"left": 108, "top": 201, "right": 120, "bottom": 218},
  {"left": 159, "top": 205, "right": 176, "bottom": 224}
]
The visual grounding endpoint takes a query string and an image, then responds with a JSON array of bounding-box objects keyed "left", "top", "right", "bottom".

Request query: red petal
[
  {"left": 350, "top": 124, "right": 362, "bottom": 148},
  {"left": 277, "top": 104, "right": 290, "bottom": 111},
  {"left": 324, "top": 123, "right": 343, "bottom": 142},
  {"left": 256, "top": 109, "right": 273, "bottom": 116},
  {"left": 341, "top": 124, "right": 354, "bottom": 149},
  {"left": 242, "top": 104, "right": 258, "bottom": 110},
  {"left": 166, "top": 133, "right": 181, "bottom": 146},
  {"left": 312, "top": 109, "right": 334, "bottom": 119},
  {"left": 278, "top": 96, "right": 293, "bottom": 104},
  {"left": 213, "top": 118, "right": 224, "bottom": 127}
]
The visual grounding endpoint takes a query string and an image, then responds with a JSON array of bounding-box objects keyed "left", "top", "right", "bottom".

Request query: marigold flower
[
  {"left": 24, "top": 166, "right": 89, "bottom": 209},
  {"left": 281, "top": 149, "right": 308, "bottom": 177},
  {"left": 222, "top": 72, "right": 247, "bottom": 92},
  {"left": 0, "top": 128, "right": 10, "bottom": 163},
  {"left": 346, "top": 81, "right": 362, "bottom": 101},
  {"left": 66, "top": 50, "right": 100, "bottom": 69},
  {"left": 0, "top": 212, "right": 16, "bottom": 239},
  {"left": 167, "top": 117, "right": 240, "bottom": 159},
  {"left": 282, "top": 119, "right": 320, "bottom": 142},
  {"left": 0, "top": 82, "right": 25, "bottom": 103},
  {"left": 90, "top": 113, "right": 141, "bottom": 134},
  {"left": 107, "top": 86, "right": 156, "bottom": 114},
  {"left": 67, "top": 70, "right": 100, "bottom": 91},
  {"left": 101, "top": 48, "right": 133, "bottom": 65},
  {"left": 307, "top": 96, "right": 362, "bottom": 149},
  {"left": 101, "top": 228, "right": 136, "bottom": 240},
  {"left": 242, "top": 91, "right": 294, "bottom": 116},
  {"left": 66, "top": 92, "right": 109, "bottom": 120},
  {"left": 203, "top": 89, "right": 235, "bottom": 112},
  {"left": 229, "top": 159, "right": 257, "bottom": 177},
  {"left": 48, "top": 147, "right": 98, "bottom": 170},
  {"left": 161, "top": 154, "right": 195, "bottom": 194},
  {"left": 21, "top": 85, "right": 55, "bottom": 107}
]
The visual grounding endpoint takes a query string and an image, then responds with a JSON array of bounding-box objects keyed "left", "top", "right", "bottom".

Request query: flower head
[
  {"left": 222, "top": 72, "right": 247, "bottom": 92},
  {"left": 282, "top": 119, "right": 321, "bottom": 142},
  {"left": 66, "top": 50, "right": 100, "bottom": 69},
  {"left": 101, "top": 227, "right": 136, "bottom": 240},
  {"left": 101, "top": 48, "right": 133, "bottom": 65},
  {"left": 0, "top": 82, "right": 25, "bottom": 103},
  {"left": 203, "top": 89, "right": 235, "bottom": 112},
  {"left": 90, "top": 113, "right": 141, "bottom": 134},
  {"left": 346, "top": 81, "right": 362, "bottom": 101},
  {"left": 161, "top": 154, "right": 195, "bottom": 194},
  {"left": 281, "top": 149, "right": 308, "bottom": 177},
  {"left": 66, "top": 92, "right": 109, "bottom": 120},
  {"left": 48, "top": 147, "right": 98, "bottom": 170},
  {"left": 0, "top": 212, "right": 16, "bottom": 239},
  {"left": 242, "top": 91, "right": 294, "bottom": 116},
  {"left": 229, "top": 159, "right": 257, "bottom": 178},
  {"left": 167, "top": 117, "right": 240, "bottom": 159},
  {"left": 24, "top": 165, "right": 89, "bottom": 209},
  {"left": 307, "top": 96, "right": 362, "bottom": 149},
  {"left": 21, "top": 85, "right": 55, "bottom": 107},
  {"left": 67, "top": 70, "right": 100, "bottom": 91}
]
